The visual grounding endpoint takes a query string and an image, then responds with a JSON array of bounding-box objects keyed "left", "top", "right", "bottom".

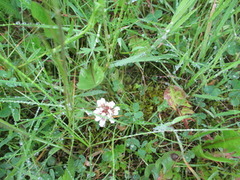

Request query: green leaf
[
  {"left": 0, "top": 104, "right": 11, "bottom": 118},
  {"left": 137, "top": 149, "right": 146, "bottom": 159},
  {"left": 73, "top": 155, "right": 86, "bottom": 174},
  {"left": 134, "top": 111, "right": 143, "bottom": 119},
  {"left": 143, "top": 151, "right": 180, "bottom": 179},
  {"left": 79, "top": 90, "right": 107, "bottom": 97},
  {"left": 230, "top": 79, "right": 240, "bottom": 89},
  {"left": 215, "top": 110, "right": 240, "bottom": 117},
  {"left": 143, "top": 164, "right": 155, "bottom": 178},
  {"left": 110, "top": 54, "right": 177, "bottom": 68},
  {"left": 129, "top": 37, "right": 151, "bottom": 55},
  {"left": 193, "top": 145, "right": 235, "bottom": 163},
  {"left": 102, "top": 150, "right": 112, "bottom": 162},
  {"left": 203, "top": 85, "right": 221, "bottom": 96},
  {"left": 31, "top": 2, "right": 55, "bottom": 25},
  {"left": 77, "top": 63, "right": 104, "bottom": 90},
  {"left": 0, "top": 0, "right": 20, "bottom": 18},
  {"left": 0, "top": 78, "right": 17, "bottom": 87},
  {"left": 230, "top": 98, "right": 240, "bottom": 106},
  {"left": 30, "top": 2, "right": 57, "bottom": 38},
  {"left": 144, "top": 10, "right": 162, "bottom": 22},
  {"left": 61, "top": 158, "right": 75, "bottom": 180},
  {"left": 204, "top": 130, "right": 240, "bottom": 156},
  {"left": 228, "top": 80, "right": 240, "bottom": 106},
  {"left": 193, "top": 94, "right": 226, "bottom": 101},
  {"left": 190, "top": 130, "right": 215, "bottom": 141},
  {"left": 160, "top": 152, "right": 180, "bottom": 173},
  {"left": 0, "top": 132, "right": 17, "bottom": 149},
  {"left": 193, "top": 130, "right": 240, "bottom": 163},
  {"left": 132, "top": 103, "right": 140, "bottom": 112},
  {"left": 47, "top": 156, "right": 56, "bottom": 166},
  {"left": 9, "top": 103, "right": 20, "bottom": 121},
  {"left": 115, "top": 144, "right": 125, "bottom": 156},
  {"left": 102, "top": 145, "right": 125, "bottom": 163},
  {"left": 126, "top": 138, "right": 140, "bottom": 151},
  {"left": 0, "top": 70, "right": 11, "bottom": 78},
  {"left": 228, "top": 90, "right": 240, "bottom": 106},
  {"left": 227, "top": 41, "right": 240, "bottom": 55}
]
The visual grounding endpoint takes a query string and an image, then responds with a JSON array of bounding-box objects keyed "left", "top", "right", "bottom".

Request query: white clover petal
[
  {"left": 93, "top": 108, "right": 102, "bottom": 114},
  {"left": 101, "top": 112, "right": 107, "bottom": 116},
  {"left": 107, "top": 109, "right": 113, "bottom": 115},
  {"left": 99, "top": 119, "right": 106, "bottom": 127},
  {"left": 113, "top": 111, "right": 118, "bottom": 116},
  {"left": 115, "top": 106, "right": 120, "bottom": 111},
  {"left": 94, "top": 116, "right": 102, "bottom": 122},
  {"left": 113, "top": 106, "right": 120, "bottom": 115},
  {"left": 97, "top": 98, "right": 106, "bottom": 107},
  {"left": 107, "top": 101, "right": 115, "bottom": 108},
  {"left": 109, "top": 118, "right": 115, "bottom": 123},
  {"left": 106, "top": 114, "right": 112, "bottom": 118}
]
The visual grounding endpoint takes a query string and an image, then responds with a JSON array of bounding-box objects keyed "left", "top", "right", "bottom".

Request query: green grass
[{"left": 0, "top": 0, "right": 240, "bottom": 179}]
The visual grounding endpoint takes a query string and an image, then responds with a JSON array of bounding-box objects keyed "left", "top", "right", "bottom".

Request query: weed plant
[{"left": 0, "top": 0, "right": 240, "bottom": 179}]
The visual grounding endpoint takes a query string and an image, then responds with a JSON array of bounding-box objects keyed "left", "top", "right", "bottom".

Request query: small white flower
[{"left": 92, "top": 98, "right": 120, "bottom": 127}]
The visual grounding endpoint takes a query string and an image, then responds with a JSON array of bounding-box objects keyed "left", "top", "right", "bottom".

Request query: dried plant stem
[{"left": 174, "top": 132, "right": 201, "bottom": 180}]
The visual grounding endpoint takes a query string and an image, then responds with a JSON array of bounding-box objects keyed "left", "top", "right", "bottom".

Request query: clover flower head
[{"left": 93, "top": 98, "right": 120, "bottom": 127}]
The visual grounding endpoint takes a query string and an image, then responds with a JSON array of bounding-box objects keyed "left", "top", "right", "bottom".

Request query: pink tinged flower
[{"left": 93, "top": 98, "right": 120, "bottom": 127}]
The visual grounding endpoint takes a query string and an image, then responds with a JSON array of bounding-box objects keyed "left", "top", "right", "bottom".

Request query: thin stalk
[
  {"left": 53, "top": 2, "right": 74, "bottom": 125},
  {"left": 103, "top": 2, "right": 111, "bottom": 63},
  {"left": 109, "top": 0, "right": 126, "bottom": 58},
  {"left": 174, "top": 131, "right": 201, "bottom": 180},
  {"left": 198, "top": 0, "right": 217, "bottom": 60}
]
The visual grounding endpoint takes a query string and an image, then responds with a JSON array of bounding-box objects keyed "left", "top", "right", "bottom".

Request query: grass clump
[{"left": 0, "top": 0, "right": 240, "bottom": 179}]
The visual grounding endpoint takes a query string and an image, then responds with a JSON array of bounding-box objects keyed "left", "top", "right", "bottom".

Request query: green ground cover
[{"left": 0, "top": 0, "right": 240, "bottom": 179}]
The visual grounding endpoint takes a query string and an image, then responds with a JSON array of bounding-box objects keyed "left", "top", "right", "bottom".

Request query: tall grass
[{"left": 0, "top": 0, "right": 239, "bottom": 179}]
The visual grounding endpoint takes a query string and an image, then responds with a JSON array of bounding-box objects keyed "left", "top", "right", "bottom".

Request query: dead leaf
[
  {"left": 164, "top": 85, "right": 195, "bottom": 129},
  {"left": 164, "top": 85, "right": 191, "bottom": 111},
  {"left": 181, "top": 107, "right": 194, "bottom": 115}
]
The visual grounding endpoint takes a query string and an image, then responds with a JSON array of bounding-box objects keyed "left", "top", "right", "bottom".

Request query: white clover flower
[{"left": 93, "top": 98, "right": 120, "bottom": 127}]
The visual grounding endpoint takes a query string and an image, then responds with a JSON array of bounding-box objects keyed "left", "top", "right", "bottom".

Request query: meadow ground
[{"left": 0, "top": 0, "right": 240, "bottom": 179}]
